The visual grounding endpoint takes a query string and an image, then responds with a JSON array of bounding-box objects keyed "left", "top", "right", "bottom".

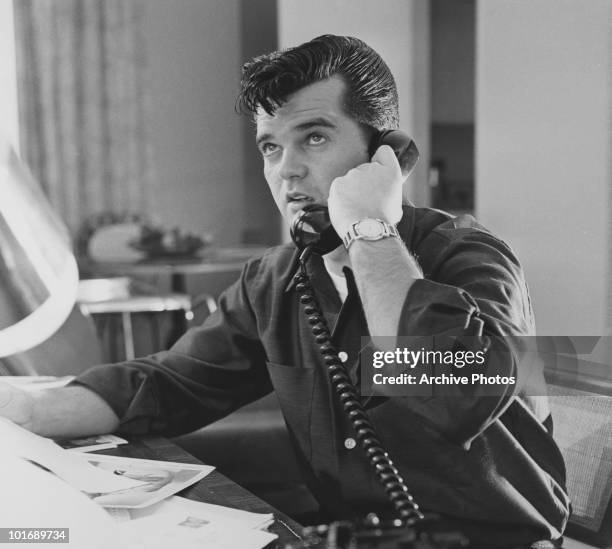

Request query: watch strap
[{"left": 342, "top": 218, "right": 399, "bottom": 250}]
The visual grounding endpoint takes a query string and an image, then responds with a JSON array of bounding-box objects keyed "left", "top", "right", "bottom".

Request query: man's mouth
[{"left": 286, "top": 192, "right": 315, "bottom": 203}]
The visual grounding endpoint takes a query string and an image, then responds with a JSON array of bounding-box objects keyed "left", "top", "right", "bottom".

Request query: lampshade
[{"left": 0, "top": 139, "right": 78, "bottom": 357}]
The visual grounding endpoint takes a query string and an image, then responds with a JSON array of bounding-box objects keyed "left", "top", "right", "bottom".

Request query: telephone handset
[
  {"left": 287, "top": 132, "right": 470, "bottom": 548},
  {"left": 289, "top": 129, "right": 419, "bottom": 255}
]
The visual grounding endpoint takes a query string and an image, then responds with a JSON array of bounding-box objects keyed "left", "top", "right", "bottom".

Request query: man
[{"left": 0, "top": 35, "right": 568, "bottom": 547}]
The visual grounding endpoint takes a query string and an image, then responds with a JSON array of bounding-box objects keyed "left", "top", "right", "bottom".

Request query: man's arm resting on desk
[{"left": 0, "top": 382, "right": 119, "bottom": 438}]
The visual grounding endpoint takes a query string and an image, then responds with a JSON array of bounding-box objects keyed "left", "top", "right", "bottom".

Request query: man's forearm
[
  {"left": 348, "top": 237, "right": 422, "bottom": 337},
  {"left": 31, "top": 385, "right": 120, "bottom": 438}
]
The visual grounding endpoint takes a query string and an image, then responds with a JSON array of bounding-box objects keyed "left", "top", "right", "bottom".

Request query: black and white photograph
[
  {"left": 0, "top": 1, "right": 610, "bottom": 548},
  {"left": 55, "top": 433, "right": 127, "bottom": 452}
]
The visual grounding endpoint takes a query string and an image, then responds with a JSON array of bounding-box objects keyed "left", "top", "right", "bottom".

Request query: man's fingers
[{"left": 371, "top": 144, "right": 400, "bottom": 171}]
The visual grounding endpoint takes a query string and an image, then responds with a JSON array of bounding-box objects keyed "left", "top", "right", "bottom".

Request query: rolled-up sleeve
[
  {"left": 401, "top": 226, "right": 534, "bottom": 337},
  {"left": 392, "top": 224, "right": 537, "bottom": 444},
  {"left": 72, "top": 261, "right": 272, "bottom": 436}
]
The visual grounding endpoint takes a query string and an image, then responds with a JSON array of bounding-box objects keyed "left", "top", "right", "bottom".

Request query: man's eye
[
  {"left": 260, "top": 143, "right": 279, "bottom": 156},
  {"left": 307, "top": 133, "right": 327, "bottom": 146}
]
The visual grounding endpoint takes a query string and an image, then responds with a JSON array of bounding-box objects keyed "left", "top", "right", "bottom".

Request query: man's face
[{"left": 255, "top": 76, "right": 370, "bottom": 223}]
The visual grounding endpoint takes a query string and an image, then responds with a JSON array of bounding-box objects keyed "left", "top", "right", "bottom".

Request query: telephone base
[{"left": 283, "top": 515, "right": 471, "bottom": 549}]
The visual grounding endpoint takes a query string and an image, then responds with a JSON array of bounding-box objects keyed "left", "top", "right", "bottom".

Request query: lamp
[{"left": 0, "top": 138, "right": 78, "bottom": 357}]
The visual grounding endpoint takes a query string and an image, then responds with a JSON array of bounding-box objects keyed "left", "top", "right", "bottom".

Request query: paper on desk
[
  {"left": 81, "top": 454, "right": 214, "bottom": 508},
  {"left": 0, "top": 418, "right": 143, "bottom": 493},
  {"left": 168, "top": 495, "right": 275, "bottom": 529},
  {"left": 1, "top": 453, "right": 128, "bottom": 549},
  {"left": 116, "top": 510, "right": 277, "bottom": 549},
  {"left": 126, "top": 495, "right": 274, "bottom": 530}
]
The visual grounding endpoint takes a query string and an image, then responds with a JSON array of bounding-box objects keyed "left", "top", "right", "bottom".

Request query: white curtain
[{"left": 13, "top": 0, "right": 151, "bottom": 235}]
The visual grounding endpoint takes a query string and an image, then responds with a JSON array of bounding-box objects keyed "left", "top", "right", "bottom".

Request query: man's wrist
[
  {"left": 347, "top": 237, "right": 424, "bottom": 291},
  {"left": 342, "top": 217, "right": 399, "bottom": 250},
  {"left": 346, "top": 233, "right": 405, "bottom": 255}
]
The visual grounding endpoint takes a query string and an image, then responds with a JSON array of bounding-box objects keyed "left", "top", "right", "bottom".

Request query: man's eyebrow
[
  {"left": 294, "top": 117, "right": 337, "bottom": 132},
  {"left": 255, "top": 132, "right": 272, "bottom": 147},
  {"left": 255, "top": 117, "right": 338, "bottom": 147}
]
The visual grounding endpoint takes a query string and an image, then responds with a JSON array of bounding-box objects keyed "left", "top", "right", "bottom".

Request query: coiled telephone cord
[{"left": 295, "top": 247, "right": 424, "bottom": 525}]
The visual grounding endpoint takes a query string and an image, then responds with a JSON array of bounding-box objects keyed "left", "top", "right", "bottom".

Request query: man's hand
[
  {"left": 328, "top": 144, "right": 404, "bottom": 237},
  {"left": 0, "top": 382, "right": 35, "bottom": 431},
  {"left": 326, "top": 145, "right": 422, "bottom": 338}
]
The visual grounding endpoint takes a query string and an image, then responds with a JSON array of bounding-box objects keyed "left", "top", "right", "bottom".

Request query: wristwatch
[{"left": 342, "top": 218, "right": 399, "bottom": 250}]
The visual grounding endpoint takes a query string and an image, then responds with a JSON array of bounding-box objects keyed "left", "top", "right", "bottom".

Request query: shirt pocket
[{"left": 266, "top": 361, "right": 316, "bottom": 461}]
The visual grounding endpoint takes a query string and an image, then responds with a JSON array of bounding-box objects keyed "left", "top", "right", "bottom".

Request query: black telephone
[{"left": 286, "top": 131, "right": 470, "bottom": 549}]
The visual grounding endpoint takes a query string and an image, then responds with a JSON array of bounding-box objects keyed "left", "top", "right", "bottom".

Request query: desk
[
  {"left": 81, "top": 246, "right": 269, "bottom": 293},
  {"left": 95, "top": 436, "right": 303, "bottom": 547}
]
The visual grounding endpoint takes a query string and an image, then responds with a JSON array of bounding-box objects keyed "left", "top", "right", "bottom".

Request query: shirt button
[
  {"left": 338, "top": 351, "right": 349, "bottom": 363},
  {"left": 344, "top": 437, "right": 357, "bottom": 450}
]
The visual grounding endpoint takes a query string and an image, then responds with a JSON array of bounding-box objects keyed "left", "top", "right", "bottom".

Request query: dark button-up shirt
[{"left": 74, "top": 206, "right": 570, "bottom": 546}]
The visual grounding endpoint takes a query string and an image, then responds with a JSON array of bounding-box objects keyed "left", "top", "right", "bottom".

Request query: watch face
[{"left": 357, "top": 218, "right": 383, "bottom": 238}]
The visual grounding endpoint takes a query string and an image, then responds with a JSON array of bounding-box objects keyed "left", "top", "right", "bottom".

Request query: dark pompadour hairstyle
[{"left": 237, "top": 34, "right": 399, "bottom": 130}]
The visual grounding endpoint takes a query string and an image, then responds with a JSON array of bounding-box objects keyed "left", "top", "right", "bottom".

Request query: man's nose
[{"left": 278, "top": 147, "right": 307, "bottom": 181}]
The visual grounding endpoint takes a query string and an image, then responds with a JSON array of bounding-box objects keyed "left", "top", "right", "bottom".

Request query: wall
[
  {"left": 239, "top": 0, "right": 280, "bottom": 244},
  {"left": 430, "top": 0, "right": 475, "bottom": 213},
  {"left": 430, "top": 0, "right": 474, "bottom": 125},
  {"left": 277, "top": 0, "right": 431, "bottom": 208},
  {"left": 476, "top": 0, "right": 612, "bottom": 335},
  {"left": 143, "top": 0, "right": 244, "bottom": 245}
]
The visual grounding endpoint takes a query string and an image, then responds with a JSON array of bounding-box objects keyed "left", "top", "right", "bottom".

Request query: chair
[{"left": 546, "top": 368, "right": 612, "bottom": 548}]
